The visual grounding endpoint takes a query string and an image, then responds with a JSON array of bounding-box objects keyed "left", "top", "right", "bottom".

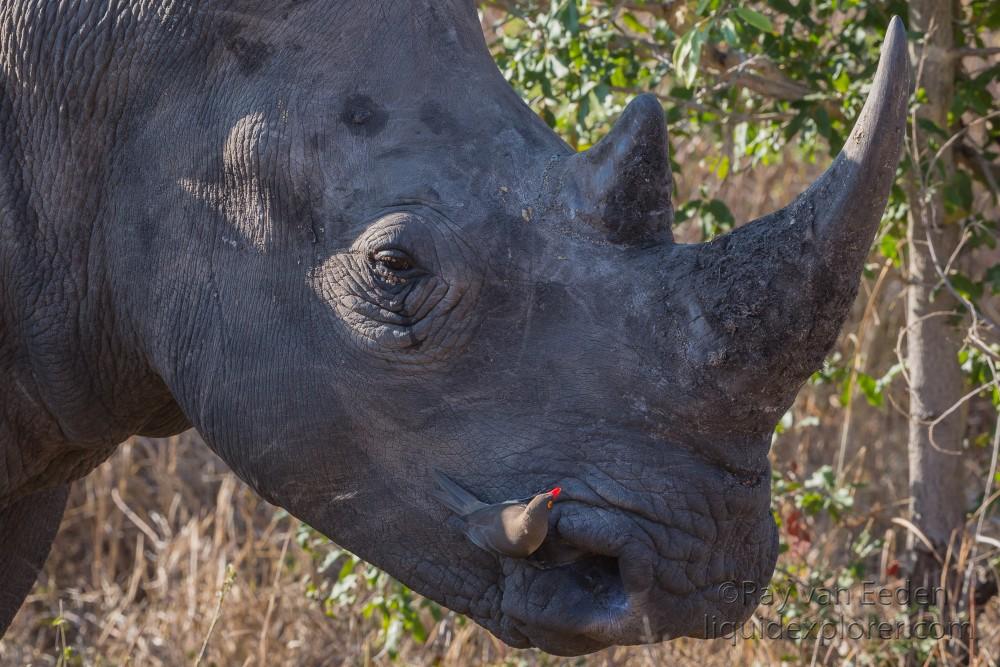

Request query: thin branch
[
  {"left": 609, "top": 0, "right": 681, "bottom": 21},
  {"left": 956, "top": 142, "right": 1000, "bottom": 200},
  {"left": 895, "top": 312, "right": 955, "bottom": 391},
  {"left": 194, "top": 563, "right": 237, "bottom": 667},
  {"left": 111, "top": 488, "right": 166, "bottom": 550},
  {"left": 951, "top": 47, "right": 1000, "bottom": 59},
  {"left": 921, "top": 209, "right": 1000, "bottom": 333},
  {"left": 703, "top": 44, "right": 814, "bottom": 101},
  {"left": 923, "top": 380, "right": 997, "bottom": 456},
  {"left": 892, "top": 517, "right": 944, "bottom": 564},
  {"left": 925, "top": 110, "right": 1000, "bottom": 184}
]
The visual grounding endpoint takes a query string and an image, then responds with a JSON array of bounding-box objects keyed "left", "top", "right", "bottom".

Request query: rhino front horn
[
  {"left": 548, "top": 93, "right": 674, "bottom": 246},
  {"left": 682, "top": 17, "right": 910, "bottom": 420}
]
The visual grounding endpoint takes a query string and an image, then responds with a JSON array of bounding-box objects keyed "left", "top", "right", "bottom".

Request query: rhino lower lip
[
  {"left": 508, "top": 558, "right": 630, "bottom": 653},
  {"left": 499, "top": 500, "right": 659, "bottom": 651},
  {"left": 504, "top": 555, "right": 632, "bottom": 652}
]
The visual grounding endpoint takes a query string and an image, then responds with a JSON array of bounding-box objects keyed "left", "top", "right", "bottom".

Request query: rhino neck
[
  {"left": 0, "top": 7, "right": 195, "bottom": 506},
  {"left": 0, "top": 161, "right": 175, "bottom": 508}
]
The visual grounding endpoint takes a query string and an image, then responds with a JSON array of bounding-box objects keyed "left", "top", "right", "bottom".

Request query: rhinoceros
[{"left": 0, "top": 1, "right": 908, "bottom": 655}]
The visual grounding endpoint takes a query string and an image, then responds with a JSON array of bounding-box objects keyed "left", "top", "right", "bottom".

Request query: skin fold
[{"left": 0, "top": 1, "right": 909, "bottom": 654}]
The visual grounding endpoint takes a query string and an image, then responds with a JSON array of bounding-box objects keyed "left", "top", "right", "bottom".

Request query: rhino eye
[{"left": 372, "top": 249, "right": 414, "bottom": 272}]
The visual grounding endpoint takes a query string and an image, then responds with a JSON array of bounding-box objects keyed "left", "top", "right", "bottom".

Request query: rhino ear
[{"left": 553, "top": 94, "right": 673, "bottom": 246}]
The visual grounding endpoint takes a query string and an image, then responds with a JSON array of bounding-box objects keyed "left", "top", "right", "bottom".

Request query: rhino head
[{"left": 1, "top": 0, "right": 908, "bottom": 656}]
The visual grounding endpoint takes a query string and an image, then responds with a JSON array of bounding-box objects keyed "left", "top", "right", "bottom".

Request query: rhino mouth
[{"left": 494, "top": 492, "right": 775, "bottom": 655}]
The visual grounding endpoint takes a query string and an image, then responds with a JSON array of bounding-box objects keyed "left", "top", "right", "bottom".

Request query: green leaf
[
  {"left": 733, "top": 7, "right": 774, "bottom": 33},
  {"left": 704, "top": 198, "right": 735, "bottom": 230},
  {"left": 559, "top": 1, "right": 580, "bottom": 35},
  {"left": 621, "top": 11, "right": 646, "bottom": 34},
  {"left": 814, "top": 107, "right": 831, "bottom": 140},
  {"left": 879, "top": 234, "right": 900, "bottom": 266},
  {"left": 714, "top": 155, "right": 730, "bottom": 180},
  {"left": 839, "top": 375, "right": 852, "bottom": 408},
  {"left": 943, "top": 170, "right": 973, "bottom": 214},
  {"left": 799, "top": 491, "right": 825, "bottom": 515},
  {"left": 856, "top": 372, "right": 884, "bottom": 407},
  {"left": 610, "top": 65, "right": 629, "bottom": 88},
  {"left": 832, "top": 69, "right": 850, "bottom": 94},
  {"left": 719, "top": 17, "right": 738, "bottom": 46},
  {"left": 733, "top": 121, "right": 748, "bottom": 157},
  {"left": 502, "top": 17, "right": 526, "bottom": 37},
  {"left": 673, "top": 26, "right": 707, "bottom": 88},
  {"left": 547, "top": 54, "right": 569, "bottom": 79}
]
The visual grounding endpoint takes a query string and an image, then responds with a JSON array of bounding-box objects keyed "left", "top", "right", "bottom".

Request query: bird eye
[{"left": 371, "top": 249, "right": 414, "bottom": 273}]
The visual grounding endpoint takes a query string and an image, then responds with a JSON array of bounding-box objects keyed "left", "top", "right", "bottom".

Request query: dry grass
[{"left": 2, "top": 435, "right": 339, "bottom": 666}]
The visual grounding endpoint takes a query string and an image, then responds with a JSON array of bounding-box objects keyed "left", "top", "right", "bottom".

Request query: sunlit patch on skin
[{"left": 178, "top": 112, "right": 276, "bottom": 253}]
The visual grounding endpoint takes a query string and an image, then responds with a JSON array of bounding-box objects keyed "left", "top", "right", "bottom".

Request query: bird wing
[
  {"left": 463, "top": 503, "right": 532, "bottom": 557},
  {"left": 432, "top": 469, "right": 489, "bottom": 516},
  {"left": 462, "top": 521, "right": 500, "bottom": 554}
]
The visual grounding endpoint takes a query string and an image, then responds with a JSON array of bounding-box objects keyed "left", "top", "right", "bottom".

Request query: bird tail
[{"left": 432, "top": 469, "right": 487, "bottom": 516}]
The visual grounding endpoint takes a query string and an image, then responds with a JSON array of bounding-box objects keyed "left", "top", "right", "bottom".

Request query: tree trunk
[{"left": 905, "top": 0, "right": 966, "bottom": 654}]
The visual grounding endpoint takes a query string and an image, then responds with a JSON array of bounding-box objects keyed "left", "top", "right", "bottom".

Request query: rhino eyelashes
[
  {"left": 371, "top": 248, "right": 416, "bottom": 274},
  {"left": 369, "top": 249, "right": 428, "bottom": 288}
]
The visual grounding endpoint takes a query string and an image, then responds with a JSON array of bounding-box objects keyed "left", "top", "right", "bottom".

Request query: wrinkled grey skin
[{"left": 0, "top": 1, "right": 908, "bottom": 655}]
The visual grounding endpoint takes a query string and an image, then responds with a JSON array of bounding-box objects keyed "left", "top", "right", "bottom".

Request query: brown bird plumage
[{"left": 432, "top": 470, "right": 561, "bottom": 558}]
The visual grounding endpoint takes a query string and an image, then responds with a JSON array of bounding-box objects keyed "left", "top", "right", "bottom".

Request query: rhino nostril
[
  {"left": 561, "top": 554, "right": 625, "bottom": 610},
  {"left": 580, "top": 555, "right": 624, "bottom": 606}
]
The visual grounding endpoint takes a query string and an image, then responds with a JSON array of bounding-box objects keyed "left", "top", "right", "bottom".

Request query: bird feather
[{"left": 432, "top": 469, "right": 488, "bottom": 516}]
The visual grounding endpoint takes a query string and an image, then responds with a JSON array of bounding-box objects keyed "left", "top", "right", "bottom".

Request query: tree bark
[{"left": 905, "top": 0, "right": 966, "bottom": 650}]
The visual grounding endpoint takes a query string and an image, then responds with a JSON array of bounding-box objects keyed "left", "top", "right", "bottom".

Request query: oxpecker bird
[{"left": 433, "top": 470, "right": 561, "bottom": 558}]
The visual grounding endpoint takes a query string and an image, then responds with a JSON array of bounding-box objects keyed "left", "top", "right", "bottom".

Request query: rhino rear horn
[{"left": 553, "top": 94, "right": 673, "bottom": 246}]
